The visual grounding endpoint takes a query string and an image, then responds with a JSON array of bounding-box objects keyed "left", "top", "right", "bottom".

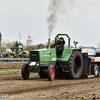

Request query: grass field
[
  {"left": 0, "top": 62, "right": 22, "bottom": 74},
  {"left": 0, "top": 72, "right": 21, "bottom": 74},
  {"left": 0, "top": 69, "right": 21, "bottom": 74},
  {"left": 0, "top": 69, "right": 21, "bottom": 71}
]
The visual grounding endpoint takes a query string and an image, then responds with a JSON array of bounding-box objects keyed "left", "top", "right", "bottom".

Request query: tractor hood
[{"left": 29, "top": 48, "right": 57, "bottom": 62}]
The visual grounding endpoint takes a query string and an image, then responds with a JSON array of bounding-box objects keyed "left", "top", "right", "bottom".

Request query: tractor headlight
[{"left": 36, "top": 63, "right": 39, "bottom": 66}]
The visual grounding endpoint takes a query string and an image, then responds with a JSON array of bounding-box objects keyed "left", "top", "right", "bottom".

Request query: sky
[{"left": 0, "top": 0, "right": 100, "bottom": 47}]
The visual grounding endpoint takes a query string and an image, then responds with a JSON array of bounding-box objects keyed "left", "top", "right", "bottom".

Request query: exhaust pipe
[{"left": 48, "top": 38, "right": 50, "bottom": 49}]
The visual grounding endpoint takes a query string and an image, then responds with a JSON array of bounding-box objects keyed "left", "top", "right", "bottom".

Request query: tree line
[
  {"left": 0, "top": 39, "right": 98, "bottom": 51},
  {"left": 0, "top": 40, "right": 55, "bottom": 51}
]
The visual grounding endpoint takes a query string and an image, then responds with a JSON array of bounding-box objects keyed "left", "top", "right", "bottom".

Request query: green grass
[
  {"left": 0, "top": 69, "right": 21, "bottom": 71},
  {"left": 0, "top": 68, "right": 21, "bottom": 74},
  {"left": 0, "top": 62, "right": 23, "bottom": 74},
  {"left": 0, "top": 72, "right": 21, "bottom": 74}
]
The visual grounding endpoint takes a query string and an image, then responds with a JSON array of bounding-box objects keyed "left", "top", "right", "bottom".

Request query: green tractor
[
  {"left": 10, "top": 47, "right": 28, "bottom": 57},
  {"left": 21, "top": 34, "right": 83, "bottom": 81}
]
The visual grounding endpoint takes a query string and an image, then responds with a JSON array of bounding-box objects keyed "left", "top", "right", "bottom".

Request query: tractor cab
[
  {"left": 54, "top": 34, "right": 70, "bottom": 58},
  {"left": 10, "top": 47, "right": 23, "bottom": 56}
]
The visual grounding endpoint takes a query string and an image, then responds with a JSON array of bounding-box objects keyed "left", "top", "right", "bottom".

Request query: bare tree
[{"left": 13, "top": 41, "right": 19, "bottom": 48}]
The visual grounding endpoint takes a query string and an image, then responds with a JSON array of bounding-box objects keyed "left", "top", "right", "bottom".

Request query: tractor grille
[{"left": 30, "top": 51, "right": 39, "bottom": 61}]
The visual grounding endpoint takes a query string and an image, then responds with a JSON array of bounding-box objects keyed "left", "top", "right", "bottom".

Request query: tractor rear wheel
[
  {"left": 47, "top": 65, "right": 55, "bottom": 81},
  {"left": 21, "top": 64, "right": 30, "bottom": 80},
  {"left": 64, "top": 51, "right": 83, "bottom": 79}
]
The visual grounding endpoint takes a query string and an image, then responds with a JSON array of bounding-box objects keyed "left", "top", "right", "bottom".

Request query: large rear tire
[
  {"left": 47, "top": 65, "right": 55, "bottom": 81},
  {"left": 21, "top": 64, "right": 30, "bottom": 80},
  {"left": 64, "top": 51, "right": 83, "bottom": 79}
]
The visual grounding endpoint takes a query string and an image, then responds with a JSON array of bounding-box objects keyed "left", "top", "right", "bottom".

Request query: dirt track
[
  {"left": 0, "top": 73, "right": 100, "bottom": 100},
  {"left": 0, "top": 63, "right": 23, "bottom": 69},
  {"left": 0, "top": 64, "right": 100, "bottom": 100}
]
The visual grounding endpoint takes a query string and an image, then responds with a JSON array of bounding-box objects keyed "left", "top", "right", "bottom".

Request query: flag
[
  {"left": 28, "top": 35, "right": 34, "bottom": 42},
  {"left": 19, "top": 33, "right": 23, "bottom": 45}
]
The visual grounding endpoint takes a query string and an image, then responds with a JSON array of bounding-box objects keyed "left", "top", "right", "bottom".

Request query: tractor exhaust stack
[{"left": 48, "top": 39, "right": 50, "bottom": 49}]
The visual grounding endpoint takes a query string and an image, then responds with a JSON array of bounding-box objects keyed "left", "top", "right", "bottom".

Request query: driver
[{"left": 53, "top": 36, "right": 64, "bottom": 57}]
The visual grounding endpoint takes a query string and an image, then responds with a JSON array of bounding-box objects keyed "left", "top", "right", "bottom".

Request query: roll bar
[{"left": 55, "top": 34, "right": 71, "bottom": 48}]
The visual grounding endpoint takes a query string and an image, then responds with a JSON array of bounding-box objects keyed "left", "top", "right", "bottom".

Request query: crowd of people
[
  {"left": 0, "top": 53, "right": 29, "bottom": 62},
  {"left": 0, "top": 53, "right": 29, "bottom": 58}
]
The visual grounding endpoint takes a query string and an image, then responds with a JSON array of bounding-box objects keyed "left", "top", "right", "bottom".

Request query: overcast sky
[{"left": 0, "top": 0, "right": 100, "bottom": 47}]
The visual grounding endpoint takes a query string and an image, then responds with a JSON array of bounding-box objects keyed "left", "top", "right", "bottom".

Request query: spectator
[
  {"left": 8, "top": 53, "right": 11, "bottom": 62},
  {"left": 1, "top": 53, "right": 3, "bottom": 58},
  {"left": 26, "top": 54, "right": 29, "bottom": 58},
  {"left": 21, "top": 54, "right": 24, "bottom": 58},
  {"left": 14, "top": 54, "right": 17, "bottom": 58}
]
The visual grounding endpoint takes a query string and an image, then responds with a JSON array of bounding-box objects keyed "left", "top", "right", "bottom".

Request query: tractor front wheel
[
  {"left": 47, "top": 65, "right": 55, "bottom": 81},
  {"left": 21, "top": 64, "right": 30, "bottom": 80}
]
